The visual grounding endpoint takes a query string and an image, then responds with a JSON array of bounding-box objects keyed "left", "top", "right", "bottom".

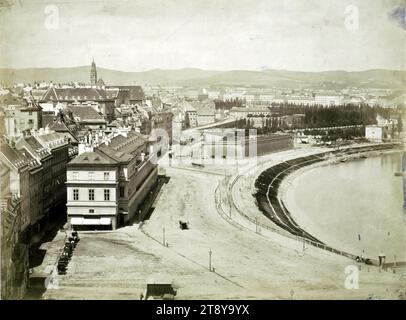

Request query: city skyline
[{"left": 0, "top": 0, "right": 405, "bottom": 72}]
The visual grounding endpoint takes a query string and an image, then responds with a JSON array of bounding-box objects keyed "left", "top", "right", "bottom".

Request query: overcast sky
[{"left": 0, "top": 0, "right": 405, "bottom": 72}]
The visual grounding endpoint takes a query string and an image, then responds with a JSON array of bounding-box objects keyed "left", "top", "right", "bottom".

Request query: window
[
  {"left": 28, "top": 119, "right": 33, "bottom": 124},
  {"left": 104, "top": 172, "right": 109, "bottom": 180},
  {"left": 88, "top": 172, "right": 94, "bottom": 180},
  {"left": 104, "top": 189, "right": 110, "bottom": 201},
  {"left": 119, "top": 186, "right": 125, "bottom": 198},
  {"left": 88, "top": 189, "right": 94, "bottom": 201},
  {"left": 89, "top": 209, "right": 94, "bottom": 214},
  {"left": 73, "top": 189, "right": 79, "bottom": 201},
  {"left": 73, "top": 172, "right": 79, "bottom": 180}
]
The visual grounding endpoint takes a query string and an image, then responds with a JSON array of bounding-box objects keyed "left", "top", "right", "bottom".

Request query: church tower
[{"left": 90, "top": 58, "right": 97, "bottom": 85}]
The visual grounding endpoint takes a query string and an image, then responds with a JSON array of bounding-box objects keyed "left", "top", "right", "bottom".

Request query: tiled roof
[
  {"left": 25, "top": 136, "right": 48, "bottom": 154},
  {"left": 42, "top": 115, "right": 70, "bottom": 130},
  {"left": 0, "top": 143, "right": 28, "bottom": 170},
  {"left": 68, "top": 150, "right": 116, "bottom": 165},
  {"left": 54, "top": 131, "right": 78, "bottom": 145},
  {"left": 42, "top": 114, "right": 56, "bottom": 128},
  {"left": 108, "top": 86, "right": 145, "bottom": 101},
  {"left": 190, "top": 100, "right": 215, "bottom": 111},
  {"left": 197, "top": 109, "right": 215, "bottom": 116},
  {"left": 97, "top": 131, "right": 148, "bottom": 162},
  {"left": 42, "top": 87, "right": 116, "bottom": 102},
  {"left": 69, "top": 106, "right": 105, "bottom": 122},
  {"left": 50, "top": 121, "right": 70, "bottom": 132},
  {"left": 30, "top": 132, "right": 68, "bottom": 153},
  {"left": 176, "top": 99, "right": 195, "bottom": 112},
  {"left": 0, "top": 142, "right": 42, "bottom": 171},
  {"left": 0, "top": 93, "right": 23, "bottom": 106}
]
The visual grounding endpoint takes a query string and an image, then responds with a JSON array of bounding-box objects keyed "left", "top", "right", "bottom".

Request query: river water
[{"left": 284, "top": 151, "right": 406, "bottom": 262}]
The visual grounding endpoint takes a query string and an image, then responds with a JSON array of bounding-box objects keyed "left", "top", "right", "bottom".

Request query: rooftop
[
  {"left": 108, "top": 85, "right": 145, "bottom": 101},
  {"left": 42, "top": 86, "right": 116, "bottom": 101},
  {"left": 97, "top": 131, "right": 148, "bottom": 162},
  {"left": 68, "top": 150, "right": 116, "bottom": 166},
  {"left": 69, "top": 106, "right": 106, "bottom": 122},
  {"left": 0, "top": 143, "right": 41, "bottom": 170}
]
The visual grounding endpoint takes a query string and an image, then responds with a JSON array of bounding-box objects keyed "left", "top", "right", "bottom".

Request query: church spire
[{"left": 90, "top": 58, "right": 97, "bottom": 85}]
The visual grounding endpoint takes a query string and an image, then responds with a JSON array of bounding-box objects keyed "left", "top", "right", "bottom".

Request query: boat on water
[
  {"left": 394, "top": 171, "right": 403, "bottom": 177},
  {"left": 340, "top": 158, "right": 347, "bottom": 163},
  {"left": 359, "top": 154, "right": 368, "bottom": 159}
]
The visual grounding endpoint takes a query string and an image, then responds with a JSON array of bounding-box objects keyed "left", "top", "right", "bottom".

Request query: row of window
[
  {"left": 50, "top": 96, "right": 102, "bottom": 100},
  {"left": 72, "top": 172, "right": 111, "bottom": 180},
  {"left": 73, "top": 189, "right": 111, "bottom": 201},
  {"left": 72, "top": 187, "right": 125, "bottom": 200}
]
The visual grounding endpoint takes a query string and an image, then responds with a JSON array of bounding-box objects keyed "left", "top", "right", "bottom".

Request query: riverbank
[{"left": 280, "top": 148, "right": 405, "bottom": 263}]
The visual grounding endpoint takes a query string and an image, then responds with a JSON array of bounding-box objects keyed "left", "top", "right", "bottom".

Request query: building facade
[
  {"left": 365, "top": 125, "right": 383, "bottom": 142},
  {"left": 1, "top": 93, "right": 43, "bottom": 141},
  {"left": 66, "top": 130, "right": 158, "bottom": 230},
  {"left": 41, "top": 87, "right": 116, "bottom": 122},
  {"left": 15, "top": 129, "right": 69, "bottom": 223},
  {"left": 197, "top": 110, "right": 216, "bottom": 126}
]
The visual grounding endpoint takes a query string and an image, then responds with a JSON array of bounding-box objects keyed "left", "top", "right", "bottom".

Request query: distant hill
[{"left": 0, "top": 66, "right": 405, "bottom": 89}]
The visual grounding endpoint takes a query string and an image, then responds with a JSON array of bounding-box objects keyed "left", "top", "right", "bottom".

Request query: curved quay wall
[{"left": 254, "top": 143, "right": 402, "bottom": 265}]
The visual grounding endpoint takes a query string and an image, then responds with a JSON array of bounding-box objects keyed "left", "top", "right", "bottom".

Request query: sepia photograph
[{"left": 0, "top": 0, "right": 405, "bottom": 304}]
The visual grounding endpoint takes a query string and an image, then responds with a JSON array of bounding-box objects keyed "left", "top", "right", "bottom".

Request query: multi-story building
[
  {"left": 68, "top": 105, "right": 107, "bottom": 131},
  {"left": 40, "top": 86, "right": 116, "bottom": 122},
  {"left": 314, "top": 95, "right": 343, "bottom": 107},
  {"left": 197, "top": 109, "right": 216, "bottom": 126},
  {"left": 66, "top": 130, "right": 158, "bottom": 230},
  {"left": 286, "top": 96, "right": 315, "bottom": 106},
  {"left": 365, "top": 125, "right": 384, "bottom": 142},
  {"left": 1, "top": 195, "right": 29, "bottom": 300},
  {"left": 107, "top": 86, "right": 146, "bottom": 106},
  {"left": 1, "top": 93, "right": 43, "bottom": 140},
  {"left": 0, "top": 143, "right": 32, "bottom": 234},
  {"left": 197, "top": 131, "right": 293, "bottom": 159},
  {"left": 15, "top": 128, "right": 69, "bottom": 223},
  {"left": 185, "top": 109, "right": 197, "bottom": 128},
  {"left": 0, "top": 141, "right": 44, "bottom": 299}
]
